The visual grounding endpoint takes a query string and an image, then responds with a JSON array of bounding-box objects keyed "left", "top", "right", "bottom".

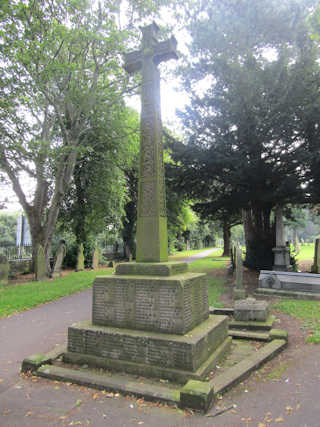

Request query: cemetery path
[{"left": 1, "top": 248, "right": 319, "bottom": 426}]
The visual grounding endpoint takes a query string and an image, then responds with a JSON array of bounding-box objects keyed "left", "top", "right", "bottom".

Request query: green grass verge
[
  {"left": 296, "top": 243, "right": 314, "bottom": 262},
  {"left": 0, "top": 249, "right": 229, "bottom": 318},
  {"left": 169, "top": 247, "right": 216, "bottom": 260},
  {"left": 273, "top": 299, "right": 320, "bottom": 344},
  {"left": 0, "top": 268, "right": 113, "bottom": 318},
  {"left": 188, "top": 250, "right": 229, "bottom": 307}
]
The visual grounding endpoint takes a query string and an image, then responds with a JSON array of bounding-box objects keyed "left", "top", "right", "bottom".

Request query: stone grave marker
[
  {"left": 92, "top": 248, "right": 99, "bottom": 270},
  {"left": 272, "top": 206, "right": 291, "bottom": 271},
  {"left": 311, "top": 238, "right": 320, "bottom": 274},
  {"left": 233, "top": 245, "right": 246, "bottom": 299},
  {"left": 0, "top": 255, "right": 9, "bottom": 285},
  {"left": 52, "top": 241, "right": 66, "bottom": 278},
  {"left": 35, "top": 245, "right": 46, "bottom": 281},
  {"left": 76, "top": 243, "right": 84, "bottom": 272}
]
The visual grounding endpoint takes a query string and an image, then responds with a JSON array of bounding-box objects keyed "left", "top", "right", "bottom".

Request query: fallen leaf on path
[
  {"left": 25, "top": 411, "right": 32, "bottom": 417},
  {"left": 0, "top": 379, "right": 4, "bottom": 383},
  {"left": 275, "top": 417, "right": 284, "bottom": 423},
  {"left": 258, "top": 423, "right": 266, "bottom": 427}
]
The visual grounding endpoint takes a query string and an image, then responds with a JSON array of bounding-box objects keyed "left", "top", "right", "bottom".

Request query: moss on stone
[{"left": 180, "top": 380, "right": 214, "bottom": 411}]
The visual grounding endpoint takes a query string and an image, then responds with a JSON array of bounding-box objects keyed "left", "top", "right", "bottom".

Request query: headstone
[
  {"left": 234, "top": 298, "right": 269, "bottom": 322},
  {"left": 76, "top": 244, "right": 84, "bottom": 272},
  {"left": 272, "top": 206, "right": 291, "bottom": 271},
  {"left": 35, "top": 245, "right": 46, "bottom": 281},
  {"left": 0, "top": 255, "right": 9, "bottom": 285},
  {"left": 257, "top": 269, "right": 320, "bottom": 298},
  {"left": 92, "top": 248, "right": 99, "bottom": 270},
  {"left": 311, "top": 238, "right": 320, "bottom": 274},
  {"left": 52, "top": 242, "right": 66, "bottom": 278},
  {"left": 233, "top": 245, "right": 246, "bottom": 299}
]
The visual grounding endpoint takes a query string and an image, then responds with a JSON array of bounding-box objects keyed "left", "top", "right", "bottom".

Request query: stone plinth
[
  {"left": 67, "top": 315, "right": 228, "bottom": 373},
  {"left": 234, "top": 298, "right": 269, "bottom": 322},
  {"left": 272, "top": 246, "right": 291, "bottom": 271},
  {"left": 92, "top": 271, "right": 208, "bottom": 335}
]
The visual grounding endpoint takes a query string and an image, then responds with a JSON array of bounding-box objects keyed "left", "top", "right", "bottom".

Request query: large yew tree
[{"left": 173, "top": 0, "right": 320, "bottom": 269}]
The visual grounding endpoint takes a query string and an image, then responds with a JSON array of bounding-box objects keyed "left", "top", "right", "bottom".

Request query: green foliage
[
  {"left": 172, "top": 0, "right": 320, "bottom": 269},
  {"left": 0, "top": 212, "right": 17, "bottom": 246},
  {"left": 0, "top": 268, "right": 113, "bottom": 318}
]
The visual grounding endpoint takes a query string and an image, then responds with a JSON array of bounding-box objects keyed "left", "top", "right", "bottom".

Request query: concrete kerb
[{"left": 22, "top": 333, "right": 288, "bottom": 413}]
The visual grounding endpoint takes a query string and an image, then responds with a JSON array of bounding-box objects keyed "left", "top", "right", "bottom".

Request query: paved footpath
[{"left": 0, "top": 249, "right": 319, "bottom": 426}]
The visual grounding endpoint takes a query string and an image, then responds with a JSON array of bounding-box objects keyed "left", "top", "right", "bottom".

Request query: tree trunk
[
  {"left": 222, "top": 220, "right": 231, "bottom": 257},
  {"left": 243, "top": 206, "right": 275, "bottom": 270}
]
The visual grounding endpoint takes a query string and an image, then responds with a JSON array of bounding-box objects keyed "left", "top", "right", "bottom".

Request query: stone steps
[{"left": 211, "top": 339, "right": 287, "bottom": 394}]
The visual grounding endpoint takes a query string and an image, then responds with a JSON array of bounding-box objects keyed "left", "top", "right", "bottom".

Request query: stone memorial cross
[{"left": 124, "top": 22, "right": 178, "bottom": 262}]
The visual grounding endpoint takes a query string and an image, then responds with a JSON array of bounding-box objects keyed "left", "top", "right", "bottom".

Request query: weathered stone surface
[
  {"left": 0, "top": 255, "right": 9, "bottom": 285},
  {"left": 211, "top": 339, "right": 287, "bottom": 395},
  {"left": 67, "top": 315, "right": 229, "bottom": 373},
  {"left": 52, "top": 242, "right": 66, "bottom": 278},
  {"left": 124, "top": 22, "right": 178, "bottom": 263},
  {"left": 180, "top": 380, "right": 214, "bottom": 412},
  {"left": 92, "top": 248, "right": 99, "bottom": 270},
  {"left": 234, "top": 298, "right": 269, "bottom": 322},
  {"left": 272, "top": 207, "right": 291, "bottom": 271},
  {"left": 233, "top": 245, "right": 245, "bottom": 300},
  {"left": 116, "top": 261, "right": 188, "bottom": 276},
  {"left": 35, "top": 245, "right": 46, "bottom": 281},
  {"left": 64, "top": 336, "right": 232, "bottom": 384},
  {"left": 311, "top": 238, "right": 320, "bottom": 274},
  {"left": 37, "top": 364, "right": 181, "bottom": 405},
  {"left": 76, "top": 243, "right": 84, "bottom": 272},
  {"left": 92, "top": 273, "right": 209, "bottom": 334},
  {"left": 259, "top": 270, "right": 320, "bottom": 294}
]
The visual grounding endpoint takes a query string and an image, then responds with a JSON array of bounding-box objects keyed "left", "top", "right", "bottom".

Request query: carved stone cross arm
[{"left": 124, "top": 23, "right": 178, "bottom": 75}]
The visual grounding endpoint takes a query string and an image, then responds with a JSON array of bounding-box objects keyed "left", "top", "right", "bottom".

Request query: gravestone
[
  {"left": 92, "top": 248, "right": 99, "bottom": 270},
  {"left": 233, "top": 245, "right": 246, "bottom": 300},
  {"left": 35, "top": 245, "right": 46, "bottom": 281},
  {"left": 76, "top": 244, "right": 84, "bottom": 272},
  {"left": 0, "top": 255, "right": 9, "bottom": 285},
  {"left": 64, "top": 23, "right": 230, "bottom": 400},
  {"left": 234, "top": 298, "right": 269, "bottom": 322},
  {"left": 257, "top": 269, "right": 320, "bottom": 299},
  {"left": 311, "top": 238, "right": 320, "bottom": 274},
  {"left": 52, "top": 241, "right": 66, "bottom": 278},
  {"left": 272, "top": 206, "right": 291, "bottom": 271}
]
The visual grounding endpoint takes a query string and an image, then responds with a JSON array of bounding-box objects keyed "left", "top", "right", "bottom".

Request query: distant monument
[
  {"left": 75, "top": 243, "right": 84, "bottom": 272},
  {"left": 35, "top": 245, "right": 46, "bottom": 281},
  {"left": 233, "top": 245, "right": 246, "bottom": 300},
  {"left": 272, "top": 206, "right": 291, "bottom": 271},
  {"left": 311, "top": 238, "right": 320, "bottom": 274},
  {"left": 0, "top": 255, "right": 9, "bottom": 285},
  {"left": 52, "top": 241, "right": 66, "bottom": 278}
]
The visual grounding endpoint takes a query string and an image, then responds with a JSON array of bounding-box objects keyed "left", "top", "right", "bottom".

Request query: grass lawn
[
  {"left": 0, "top": 248, "right": 229, "bottom": 318},
  {"left": 188, "top": 250, "right": 229, "bottom": 307},
  {"left": 273, "top": 299, "right": 320, "bottom": 344},
  {"left": 169, "top": 247, "right": 216, "bottom": 261},
  {"left": 0, "top": 268, "right": 113, "bottom": 318},
  {"left": 296, "top": 243, "right": 314, "bottom": 262}
]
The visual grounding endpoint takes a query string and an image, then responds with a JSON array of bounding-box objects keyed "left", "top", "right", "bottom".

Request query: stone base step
[
  {"left": 211, "top": 339, "right": 287, "bottom": 394},
  {"left": 37, "top": 364, "right": 180, "bottom": 405},
  {"left": 229, "top": 315, "right": 275, "bottom": 332},
  {"left": 228, "top": 330, "right": 271, "bottom": 341}
]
